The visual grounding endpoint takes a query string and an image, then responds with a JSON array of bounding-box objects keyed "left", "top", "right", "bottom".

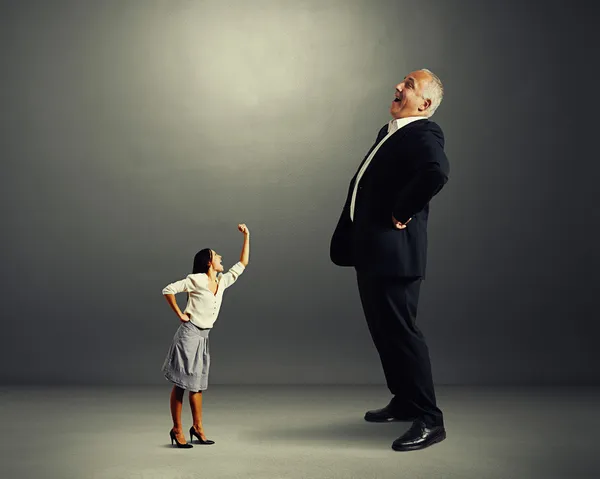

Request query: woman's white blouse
[{"left": 162, "top": 262, "right": 245, "bottom": 329}]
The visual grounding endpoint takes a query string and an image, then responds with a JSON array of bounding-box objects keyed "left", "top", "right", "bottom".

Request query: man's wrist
[{"left": 393, "top": 214, "right": 411, "bottom": 224}]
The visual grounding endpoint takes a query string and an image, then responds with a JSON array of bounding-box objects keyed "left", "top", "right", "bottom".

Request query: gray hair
[{"left": 419, "top": 69, "right": 444, "bottom": 117}]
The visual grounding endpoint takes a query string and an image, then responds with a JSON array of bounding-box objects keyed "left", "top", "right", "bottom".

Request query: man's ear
[{"left": 419, "top": 98, "right": 432, "bottom": 112}]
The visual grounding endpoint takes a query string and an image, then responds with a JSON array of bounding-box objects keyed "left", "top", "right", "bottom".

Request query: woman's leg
[
  {"left": 170, "top": 385, "right": 187, "bottom": 442},
  {"left": 189, "top": 391, "right": 207, "bottom": 439}
]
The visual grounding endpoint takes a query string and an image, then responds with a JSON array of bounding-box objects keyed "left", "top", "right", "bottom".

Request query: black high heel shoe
[
  {"left": 170, "top": 429, "right": 193, "bottom": 448},
  {"left": 189, "top": 426, "right": 215, "bottom": 445}
]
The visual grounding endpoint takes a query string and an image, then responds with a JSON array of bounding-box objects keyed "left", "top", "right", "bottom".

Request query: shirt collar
[{"left": 388, "top": 116, "right": 426, "bottom": 134}]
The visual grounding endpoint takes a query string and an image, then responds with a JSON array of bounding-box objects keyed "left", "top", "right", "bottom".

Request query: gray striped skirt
[{"left": 161, "top": 321, "right": 211, "bottom": 392}]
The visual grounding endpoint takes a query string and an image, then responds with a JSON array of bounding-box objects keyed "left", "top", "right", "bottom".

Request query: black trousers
[{"left": 356, "top": 271, "right": 443, "bottom": 427}]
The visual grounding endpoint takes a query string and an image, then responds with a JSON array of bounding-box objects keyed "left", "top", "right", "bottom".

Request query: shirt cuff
[{"left": 231, "top": 261, "right": 246, "bottom": 272}]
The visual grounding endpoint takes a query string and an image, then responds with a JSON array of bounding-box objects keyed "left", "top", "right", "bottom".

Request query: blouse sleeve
[
  {"left": 218, "top": 262, "right": 246, "bottom": 290},
  {"left": 162, "top": 277, "right": 191, "bottom": 295}
]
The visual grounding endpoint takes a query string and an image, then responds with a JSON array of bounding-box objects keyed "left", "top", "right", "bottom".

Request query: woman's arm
[
  {"left": 238, "top": 223, "right": 250, "bottom": 267},
  {"left": 218, "top": 224, "right": 249, "bottom": 290},
  {"left": 163, "top": 294, "right": 190, "bottom": 322},
  {"left": 162, "top": 278, "right": 190, "bottom": 322}
]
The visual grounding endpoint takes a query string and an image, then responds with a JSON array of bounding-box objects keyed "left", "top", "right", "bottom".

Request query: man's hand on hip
[{"left": 392, "top": 215, "right": 411, "bottom": 230}]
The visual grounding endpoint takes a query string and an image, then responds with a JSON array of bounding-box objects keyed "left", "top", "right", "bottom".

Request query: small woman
[{"left": 161, "top": 224, "right": 250, "bottom": 448}]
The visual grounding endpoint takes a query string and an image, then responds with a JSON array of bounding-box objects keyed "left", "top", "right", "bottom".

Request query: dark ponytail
[{"left": 192, "top": 248, "right": 213, "bottom": 274}]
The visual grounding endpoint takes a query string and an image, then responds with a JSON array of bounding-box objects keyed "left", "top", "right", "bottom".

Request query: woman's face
[{"left": 210, "top": 250, "right": 224, "bottom": 272}]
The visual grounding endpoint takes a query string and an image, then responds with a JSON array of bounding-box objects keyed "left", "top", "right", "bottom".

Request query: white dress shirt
[
  {"left": 350, "top": 116, "right": 425, "bottom": 221},
  {"left": 162, "top": 262, "right": 246, "bottom": 329}
]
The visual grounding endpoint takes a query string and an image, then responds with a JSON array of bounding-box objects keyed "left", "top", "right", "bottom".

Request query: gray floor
[{"left": 1, "top": 385, "right": 598, "bottom": 479}]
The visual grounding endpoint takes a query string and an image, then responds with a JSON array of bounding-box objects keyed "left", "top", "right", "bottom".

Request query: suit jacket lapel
[
  {"left": 385, "top": 118, "right": 428, "bottom": 145},
  {"left": 350, "top": 125, "right": 389, "bottom": 185},
  {"left": 347, "top": 119, "right": 429, "bottom": 197},
  {"left": 361, "top": 119, "right": 429, "bottom": 174}
]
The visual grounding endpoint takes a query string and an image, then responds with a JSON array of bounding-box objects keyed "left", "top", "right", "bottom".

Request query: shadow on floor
[{"left": 239, "top": 419, "right": 414, "bottom": 448}]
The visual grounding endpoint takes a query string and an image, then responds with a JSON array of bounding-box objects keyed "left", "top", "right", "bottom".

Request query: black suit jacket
[{"left": 330, "top": 119, "right": 449, "bottom": 278}]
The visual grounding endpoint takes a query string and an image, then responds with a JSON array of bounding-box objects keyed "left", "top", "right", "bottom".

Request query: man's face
[{"left": 390, "top": 70, "right": 432, "bottom": 119}]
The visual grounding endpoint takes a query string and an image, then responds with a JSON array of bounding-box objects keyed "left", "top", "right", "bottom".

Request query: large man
[{"left": 330, "top": 69, "right": 449, "bottom": 451}]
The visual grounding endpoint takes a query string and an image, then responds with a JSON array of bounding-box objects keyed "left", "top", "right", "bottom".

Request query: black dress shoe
[
  {"left": 391, "top": 420, "right": 446, "bottom": 451},
  {"left": 364, "top": 405, "right": 416, "bottom": 423}
]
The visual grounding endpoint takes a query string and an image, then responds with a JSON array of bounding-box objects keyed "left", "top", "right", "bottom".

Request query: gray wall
[{"left": 1, "top": 0, "right": 598, "bottom": 386}]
